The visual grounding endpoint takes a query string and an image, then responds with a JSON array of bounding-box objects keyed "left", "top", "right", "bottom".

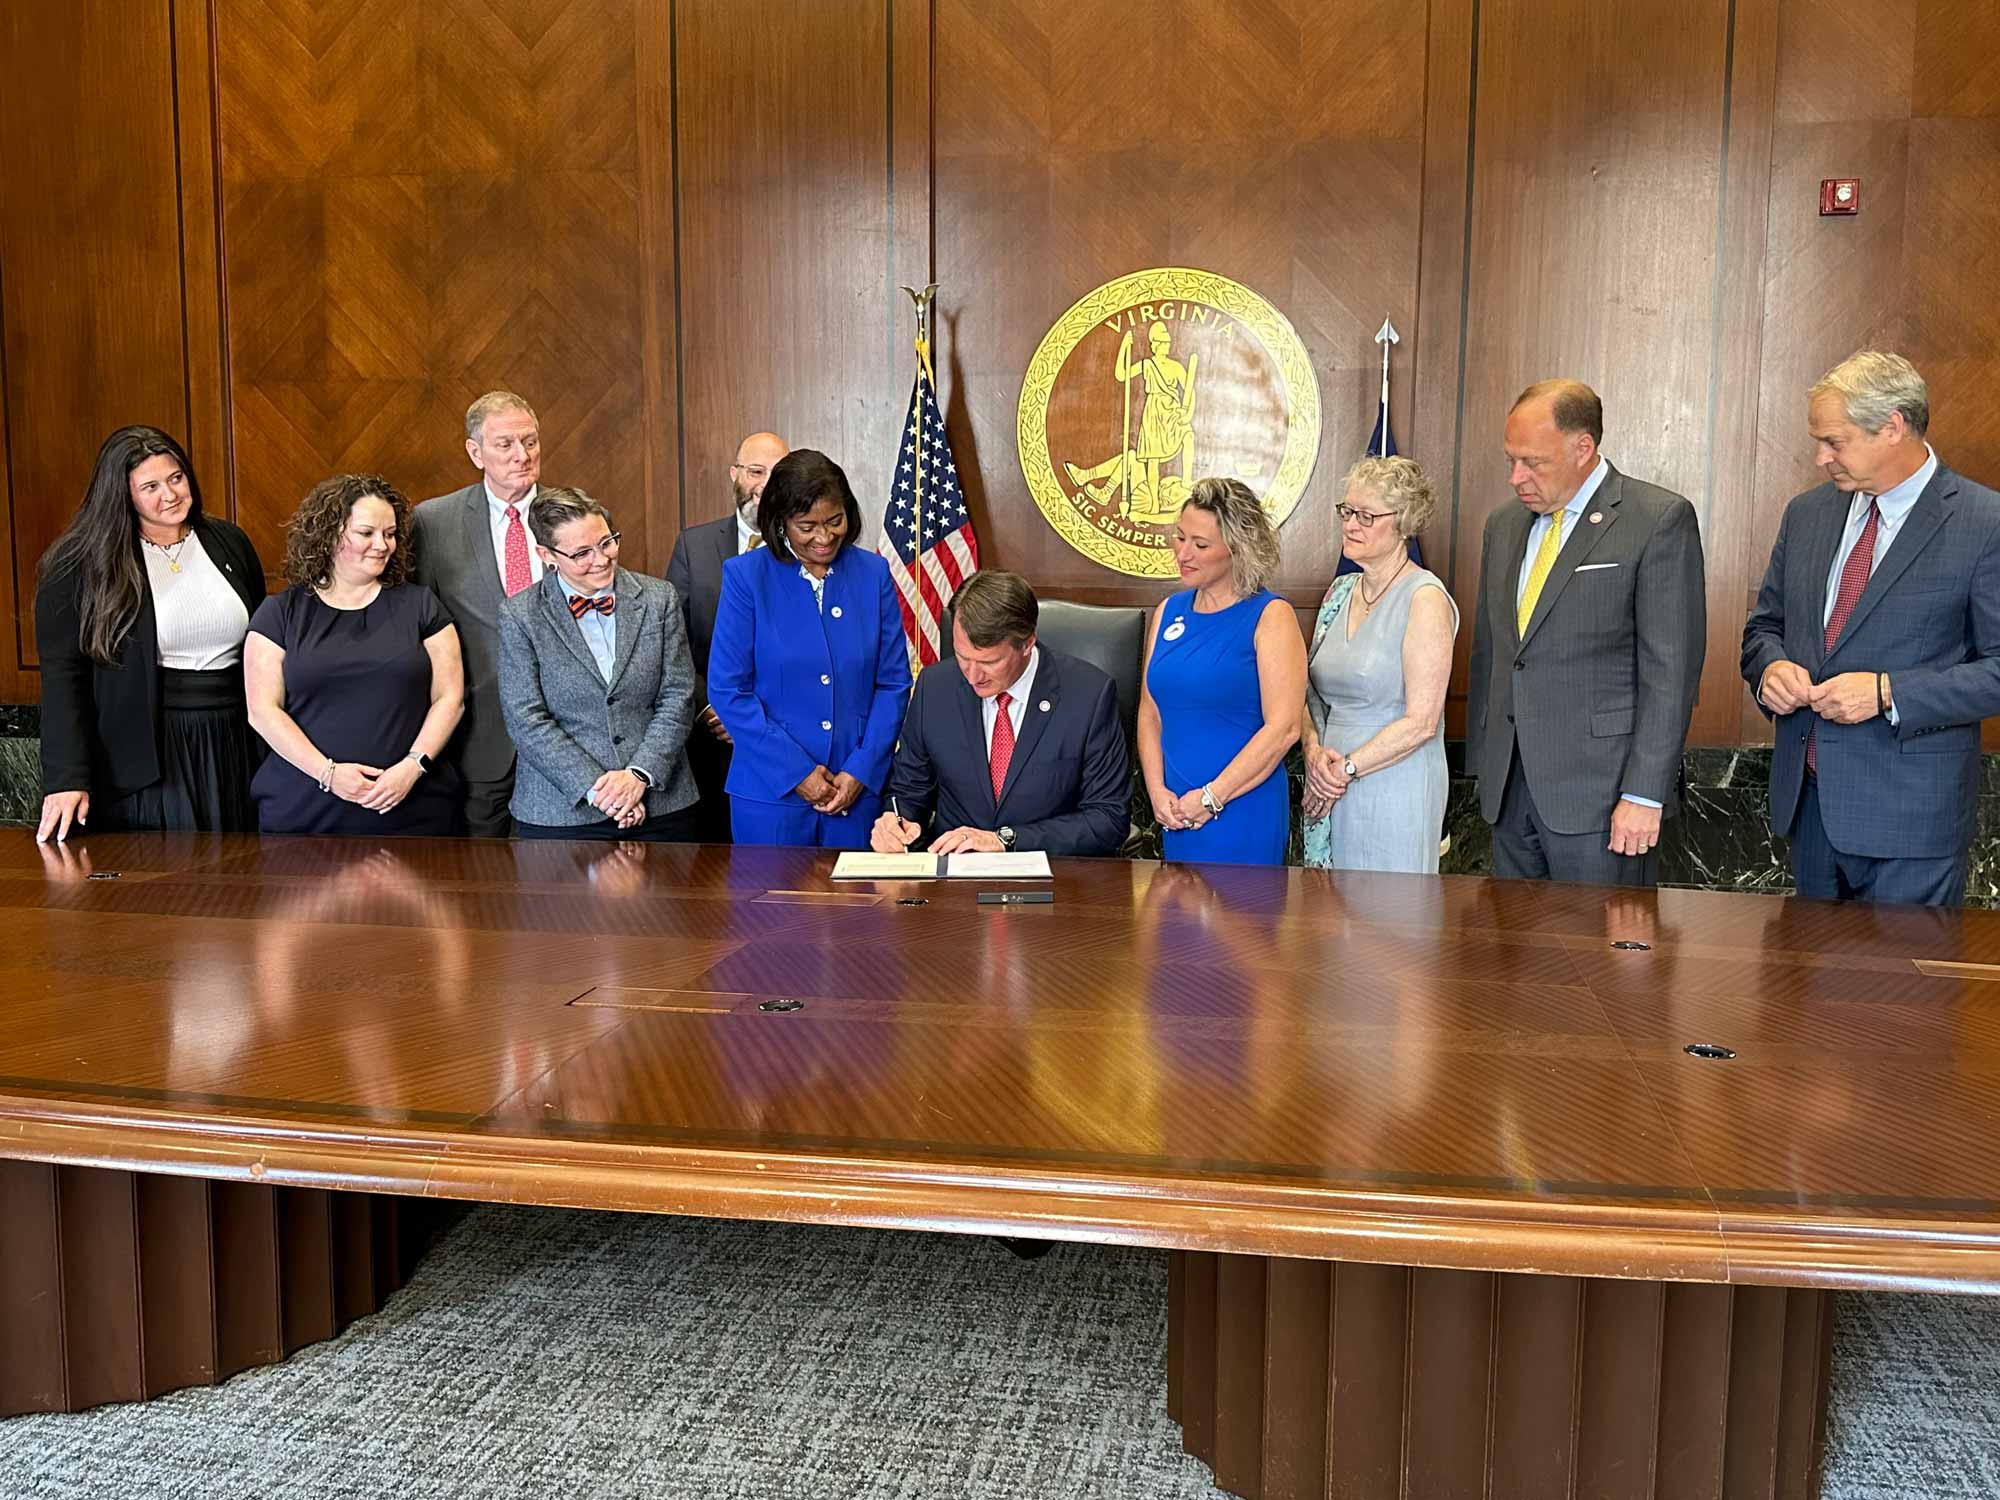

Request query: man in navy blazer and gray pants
[
  {"left": 1743, "top": 351, "right": 2000, "bottom": 906},
  {"left": 872, "top": 571, "right": 1129, "bottom": 857}
]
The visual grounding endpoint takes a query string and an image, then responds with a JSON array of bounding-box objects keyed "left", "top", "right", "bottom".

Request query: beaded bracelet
[{"left": 317, "top": 758, "right": 336, "bottom": 794}]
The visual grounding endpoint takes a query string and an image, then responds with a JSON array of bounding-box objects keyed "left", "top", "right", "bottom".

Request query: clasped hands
[
  {"left": 325, "top": 759, "right": 423, "bottom": 815},
  {"left": 1149, "top": 783, "right": 1219, "bottom": 833},
  {"left": 1759, "top": 661, "right": 1884, "bottom": 725},
  {"left": 587, "top": 768, "right": 649, "bottom": 830},
  {"left": 1300, "top": 744, "right": 1352, "bottom": 822},
  {"left": 794, "top": 764, "right": 864, "bottom": 818}
]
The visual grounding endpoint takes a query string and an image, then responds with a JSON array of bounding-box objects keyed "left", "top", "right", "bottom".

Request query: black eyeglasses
[
  {"left": 1335, "top": 505, "right": 1395, "bottom": 526},
  {"left": 545, "top": 532, "right": 621, "bottom": 563}
]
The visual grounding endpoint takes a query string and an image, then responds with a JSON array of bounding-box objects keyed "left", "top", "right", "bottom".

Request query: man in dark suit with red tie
[
  {"left": 1742, "top": 351, "right": 2000, "bottom": 906},
  {"left": 871, "top": 570, "right": 1129, "bottom": 857}
]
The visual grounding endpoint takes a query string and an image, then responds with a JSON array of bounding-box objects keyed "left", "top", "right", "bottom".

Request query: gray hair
[
  {"left": 1811, "top": 351, "right": 1930, "bottom": 437},
  {"left": 1342, "top": 455, "right": 1436, "bottom": 537},
  {"left": 465, "top": 390, "right": 538, "bottom": 442},
  {"left": 527, "top": 486, "right": 613, "bottom": 549},
  {"left": 1182, "top": 477, "right": 1281, "bottom": 595}
]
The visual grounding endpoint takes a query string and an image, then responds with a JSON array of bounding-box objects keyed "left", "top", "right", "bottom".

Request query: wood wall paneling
[
  {"left": 212, "top": 0, "right": 673, "bottom": 574},
  {"left": 5, "top": 0, "right": 2000, "bottom": 755},
  {"left": 933, "top": 0, "right": 1429, "bottom": 608},
  {"left": 0, "top": 1, "right": 191, "bottom": 685},
  {"left": 672, "top": 0, "right": 904, "bottom": 535}
]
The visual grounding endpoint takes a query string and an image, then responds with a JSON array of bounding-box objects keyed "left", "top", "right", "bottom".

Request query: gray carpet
[{"left": 6, "top": 1205, "right": 1998, "bottom": 1499}]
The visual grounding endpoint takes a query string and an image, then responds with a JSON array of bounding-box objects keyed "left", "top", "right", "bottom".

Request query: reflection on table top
[{"left": 5, "top": 829, "right": 2000, "bottom": 1292}]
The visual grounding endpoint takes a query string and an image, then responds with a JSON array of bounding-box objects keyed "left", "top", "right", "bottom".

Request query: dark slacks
[
  {"left": 514, "top": 805, "right": 702, "bottom": 843},
  {"left": 1787, "top": 774, "right": 1967, "bottom": 907},
  {"left": 684, "top": 726, "right": 734, "bottom": 844},
  {"left": 462, "top": 772, "right": 515, "bottom": 839},
  {"left": 1490, "top": 753, "right": 1659, "bottom": 887}
]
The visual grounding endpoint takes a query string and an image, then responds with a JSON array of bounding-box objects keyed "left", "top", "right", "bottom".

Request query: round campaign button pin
[
  {"left": 1588, "top": 511, "right": 1603, "bottom": 525},
  {"left": 1163, "top": 616, "right": 1187, "bottom": 641},
  {"left": 830, "top": 605, "right": 843, "bottom": 618},
  {"left": 1038, "top": 699, "right": 1051, "bottom": 713}
]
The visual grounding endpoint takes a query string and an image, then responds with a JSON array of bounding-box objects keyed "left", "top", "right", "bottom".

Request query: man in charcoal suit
[
  {"left": 410, "top": 390, "right": 551, "bottom": 837},
  {"left": 1467, "top": 378, "right": 1707, "bottom": 886},
  {"left": 871, "top": 570, "right": 1128, "bottom": 857},
  {"left": 665, "top": 430, "right": 789, "bottom": 842},
  {"left": 1742, "top": 350, "right": 2000, "bottom": 906}
]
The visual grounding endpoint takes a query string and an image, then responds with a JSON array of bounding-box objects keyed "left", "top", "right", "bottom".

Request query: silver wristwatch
[
  {"left": 998, "top": 826, "right": 1016, "bottom": 850},
  {"left": 1343, "top": 757, "right": 1358, "bottom": 779}
]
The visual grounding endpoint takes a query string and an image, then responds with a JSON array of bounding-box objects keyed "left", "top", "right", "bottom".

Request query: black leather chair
[{"left": 1034, "top": 599, "right": 1146, "bottom": 750}]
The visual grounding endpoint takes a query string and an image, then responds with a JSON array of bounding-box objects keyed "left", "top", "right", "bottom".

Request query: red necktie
[
  {"left": 502, "top": 504, "right": 531, "bottom": 597},
  {"left": 568, "top": 593, "right": 615, "bottom": 619},
  {"left": 990, "top": 691, "right": 1015, "bottom": 801},
  {"left": 1808, "top": 499, "right": 1879, "bottom": 772}
]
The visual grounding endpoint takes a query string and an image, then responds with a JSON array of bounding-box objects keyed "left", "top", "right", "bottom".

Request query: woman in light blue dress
[
  {"left": 1303, "top": 458, "right": 1458, "bottom": 873},
  {"left": 1139, "top": 477, "right": 1306, "bottom": 866}
]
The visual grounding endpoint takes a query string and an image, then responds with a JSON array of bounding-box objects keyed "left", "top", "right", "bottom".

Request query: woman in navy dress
[
  {"left": 707, "top": 450, "right": 912, "bottom": 848},
  {"left": 244, "top": 474, "right": 466, "bottom": 836},
  {"left": 1138, "top": 477, "right": 1306, "bottom": 865}
]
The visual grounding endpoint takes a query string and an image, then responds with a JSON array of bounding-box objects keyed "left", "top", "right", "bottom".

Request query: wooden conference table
[{"left": 5, "top": 830, "right": 2000, "bottom": 1498}]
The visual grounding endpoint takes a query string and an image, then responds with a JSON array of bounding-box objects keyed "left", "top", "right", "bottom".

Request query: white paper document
[
  {"left": 830, "top": 852, "right": 942, "bottom": 880},
  {"left": 940, "top": 851, "right": 1053, "bottom": 880}
]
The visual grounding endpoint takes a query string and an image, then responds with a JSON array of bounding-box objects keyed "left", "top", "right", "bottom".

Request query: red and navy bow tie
[{"left": 568, "top": 593, "right": 615, "bottom": 618}]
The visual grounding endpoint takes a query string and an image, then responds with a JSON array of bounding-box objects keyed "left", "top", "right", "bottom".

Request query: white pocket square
[{"left": 1574, "top": 562, "right": 1620, "bottom": 572}]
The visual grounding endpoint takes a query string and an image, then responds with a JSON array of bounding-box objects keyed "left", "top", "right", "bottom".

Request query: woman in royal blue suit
[
  {"left": 1138, "top": 476, "right": 1306, "bottom": 865},
  {"left": 708, "top": 449, "right": 913, "bottom": 847}
]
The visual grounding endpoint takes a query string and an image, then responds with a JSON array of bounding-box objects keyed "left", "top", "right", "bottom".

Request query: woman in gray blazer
[{"left": 498, "top": 488, "right": 701, "bottom": 840}]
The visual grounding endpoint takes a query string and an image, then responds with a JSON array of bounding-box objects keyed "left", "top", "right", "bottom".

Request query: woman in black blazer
[{"left": 34, "top": 426, "right": 266, "bottom": 841}]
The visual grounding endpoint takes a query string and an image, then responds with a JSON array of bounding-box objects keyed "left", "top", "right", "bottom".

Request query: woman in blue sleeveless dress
[{"left": 1138, "top": 477, "right": 1306, "bottom": 865}]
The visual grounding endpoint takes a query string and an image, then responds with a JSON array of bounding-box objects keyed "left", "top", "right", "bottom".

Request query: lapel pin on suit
[
  {"left": 1039, "top": 699, "right": 1051, "bottom": 712},
  {"left": 1589, "top": 512, "right": 1604, "bottom": 524}
]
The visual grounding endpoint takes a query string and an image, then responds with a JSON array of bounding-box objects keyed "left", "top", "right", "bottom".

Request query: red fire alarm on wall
[{"left": 1820, "top": 178, "right": 1860, "bottom": 215}]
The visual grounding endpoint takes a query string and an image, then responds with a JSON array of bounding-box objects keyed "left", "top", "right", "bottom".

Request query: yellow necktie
[{"left": 1516, "top": 512, "right": 1564, "bottom": 635}]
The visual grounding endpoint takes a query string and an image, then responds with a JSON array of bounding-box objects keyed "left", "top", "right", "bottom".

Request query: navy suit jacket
[
  {"left": 708, "top": 543, "right": 912, "bottom": 804},
  {"left": 1742, "top": 463, "right": 2000, "bottom": 858},
  {"left": 885, "top": 649, "right": 1130, "bottom": 856}
]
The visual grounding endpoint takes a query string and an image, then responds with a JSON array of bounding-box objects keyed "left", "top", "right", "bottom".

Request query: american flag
[{"left": 878, "top": 340, "right": 979, "bottom": 666}]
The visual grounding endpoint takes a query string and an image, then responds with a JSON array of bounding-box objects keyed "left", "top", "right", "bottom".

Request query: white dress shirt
[
  {"left": 981, "top": 647, "right": 1039, "bottom": 755},
  {"left": 736, "top": 510, "right": 759, "bottom": 555},
  {"left": 486, "top": 481, "right": 544, "bottom": 589}
]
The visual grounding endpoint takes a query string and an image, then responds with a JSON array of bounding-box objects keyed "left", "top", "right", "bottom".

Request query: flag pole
[
  {"left": 1373, "top": 318, "right": 1400, "bottom": 457},
  {"left": 900, "top": 284, "right": 939, "bottom": 671}
]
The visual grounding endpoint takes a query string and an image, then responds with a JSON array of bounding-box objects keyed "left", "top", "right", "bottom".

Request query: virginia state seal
[{"left": 1017, "top": 268, "right": 1320, "bottom": 579}]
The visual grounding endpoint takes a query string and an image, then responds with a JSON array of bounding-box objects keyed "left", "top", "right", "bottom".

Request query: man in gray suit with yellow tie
[
  {"left": 1742, "top": 351, "right": 2000, "bottom": 907},
  {"left": 1468, "top": 379, "right": 1707, "bottom": 886},
  {"left": 410, "top": 391, "right": 549, "bottom": 837}
]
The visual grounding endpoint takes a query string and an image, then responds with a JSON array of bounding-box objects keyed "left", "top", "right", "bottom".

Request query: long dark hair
[{"left": 37, "top": 427, "right": 205, "bottom": 665}]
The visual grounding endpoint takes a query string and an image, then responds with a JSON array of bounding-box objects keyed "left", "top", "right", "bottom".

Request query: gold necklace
[{"left": 143, "top": 530, "right": 191, "bottom": 574}]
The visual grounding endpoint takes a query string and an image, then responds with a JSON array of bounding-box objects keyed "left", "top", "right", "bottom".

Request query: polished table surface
[{"left": 5, "top": 828, "right": 2000, "bottom": 1294}]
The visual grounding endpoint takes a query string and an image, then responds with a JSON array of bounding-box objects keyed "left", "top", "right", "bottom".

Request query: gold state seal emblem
[{"left": 1017, "top": 268, "right": 1320, "bottom": 579}]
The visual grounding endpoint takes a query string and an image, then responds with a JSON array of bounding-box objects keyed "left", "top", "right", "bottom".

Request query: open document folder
[{"left": 830, "top": 851, "right": 1054, "bottom": 880}]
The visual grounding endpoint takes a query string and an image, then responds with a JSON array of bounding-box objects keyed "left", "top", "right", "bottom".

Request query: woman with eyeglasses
[
  {"left": 707, "top": 449, "right": 912, "bottom": 847},
  {"left": 498, "top": 487, "right": 702, "bottom": 840},
  {"left": 1301, "top": 456, "right": 1458, "bottom": 872}
]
